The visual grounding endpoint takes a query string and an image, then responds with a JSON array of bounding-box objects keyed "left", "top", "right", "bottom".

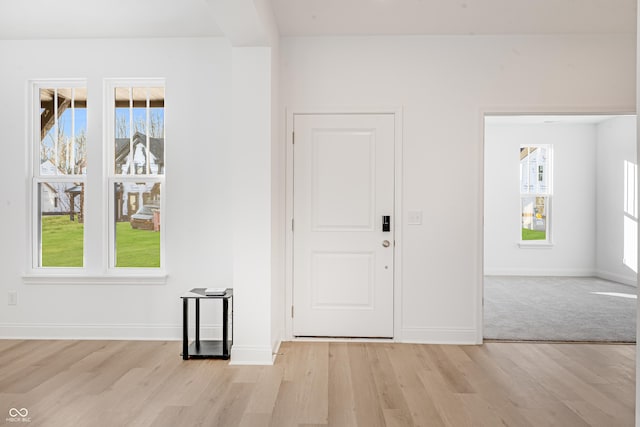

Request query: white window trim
[
  {"left": 518, "top": 241, "right": 555, "bottom": 249},
  {"left": 27, "top": 80, "right": 88, "bottom": 276},
  {"left": 519, "top": 144, "right": 553, "bottom": 246},
  {"left": 24, "top": 78, "right": 167, "bottom": 284},
  {"left": 22, "top": 273, "right": 167, "bottom": 285},
  {"left": 105, "top": 78, "right": 166, "bottom": 273}
]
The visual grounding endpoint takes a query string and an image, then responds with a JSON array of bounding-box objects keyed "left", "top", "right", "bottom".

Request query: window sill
[
  {"left": 518, "top": 241, "right": 554, "bottom": 249},
  {"left": 22, "top": 273, "right": 167, "bottom": 285}
]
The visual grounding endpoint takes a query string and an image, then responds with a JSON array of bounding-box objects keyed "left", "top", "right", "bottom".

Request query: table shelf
[{"left": 183, "top": 340, "right": 234, "bottom": 359}]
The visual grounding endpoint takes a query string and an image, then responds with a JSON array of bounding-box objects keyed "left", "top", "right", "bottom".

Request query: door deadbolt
[{"left": 382, "top": 215, "right": 391, "bottom": 232}]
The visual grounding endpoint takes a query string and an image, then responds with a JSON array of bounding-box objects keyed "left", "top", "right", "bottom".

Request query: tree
[
  {"left": 115, "top": 110, "right": 164, "bottom": 139},
  {"left": 41, "top": 118, "right": 87, "bottom": 174}
]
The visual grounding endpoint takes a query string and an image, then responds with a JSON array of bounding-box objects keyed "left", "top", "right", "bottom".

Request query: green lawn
[
  {"left": 522, "top": 228, "right": 546, "bottom": 241},
  {"left": 41, "top": 216, "right": 84, "bottom": 267},
  {"left": 115, "top": 221, "right": 160, "bottom": 267},
  {"left": 41, "top": 216, "right": 160, "bottom": 267}
]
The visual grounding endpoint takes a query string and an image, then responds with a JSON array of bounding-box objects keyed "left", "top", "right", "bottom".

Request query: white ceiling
[
  {"left": 0, "top": 0, "right": 636, "bottom": 40},
  {"left": 0, "top": 0, "right": 224, "bottom": 39},
  {"left": 272, "top": 0, "right": 637, "bottom": 36}
]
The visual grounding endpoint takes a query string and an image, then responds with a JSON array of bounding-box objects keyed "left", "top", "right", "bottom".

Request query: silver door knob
[{"left": 382, "top": 240, "right": 390, "bottom": 247}]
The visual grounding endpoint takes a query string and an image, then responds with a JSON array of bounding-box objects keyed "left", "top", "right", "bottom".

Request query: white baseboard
[
  {"left": 0, "top": 323, "right": 222, "bottom": 341},
  {"left": 484, "top": 268, "right": 595, "bottom": 277},
  {"left": 400, "top": 327, "right": 479, "bottom": 344},
  {"left": 230, "top": 345, "right": 274, "bottom": 365},
  {"left": 595, "top": 270, "right": 638, "bottom": 287}
]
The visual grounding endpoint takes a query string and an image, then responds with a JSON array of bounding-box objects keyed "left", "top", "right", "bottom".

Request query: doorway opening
[{"left": 483, "top": 114, "right": 637, "bottom": 342}]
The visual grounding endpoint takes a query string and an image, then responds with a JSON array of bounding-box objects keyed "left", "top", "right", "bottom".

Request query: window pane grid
[
  {"left": 110, "top": 81, "right": 165, "bottom": 269},
  {"left": 34, "top": 82, "right": 87, "bottom": 269},
  {"left": 39, "top": 86, "right": 87, "bottom": 177},
  {"left": 112, "top": 180, "right": 162, "bottom": 268},
  {"left": 624, "top": 160, "right": 637, "bottom": 219},
  {"left": 114, "top": 86, "right": 164, "bottom": 177},
  {"left": 31, "top": 79, "right": 165, "bottom": 273},
  {"left": 35, "top": 180, "right": 85, "bottom": 268}
]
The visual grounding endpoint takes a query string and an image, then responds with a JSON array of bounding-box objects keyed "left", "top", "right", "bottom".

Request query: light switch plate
[
  {"left": 8, "top": 291, "right": 17, "bottom": 306},
  {"left": 408, "top": 210, "right": 423, "bottom": 225}
]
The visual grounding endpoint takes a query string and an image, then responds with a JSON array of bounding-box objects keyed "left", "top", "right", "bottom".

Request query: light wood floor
[{"left": 0, "top": 340, "right": 635, "bottom": 426}]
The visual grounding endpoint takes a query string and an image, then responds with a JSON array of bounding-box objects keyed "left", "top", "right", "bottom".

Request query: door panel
[
  {"left": 311, "top": 130, "right": 375, "bottom": 230},
  {"left": 293, "top": 114, "right": 394, "bottom": 337}
]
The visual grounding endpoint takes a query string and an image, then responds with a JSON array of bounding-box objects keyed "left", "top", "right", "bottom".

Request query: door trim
[
  {"left": 479, "top": 106, "right": 636, "bottom": 345},
  {"left": 284, "top": 107, "right": 404, "bottom": 341}
]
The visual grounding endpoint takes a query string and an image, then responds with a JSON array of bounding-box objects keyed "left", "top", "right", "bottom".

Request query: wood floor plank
[
  {"left": 348, "top": 343, "right": 388, "bottom": 427},
  {"left": 369, "top": 344, "right": 413, "bottom": 421},
  {"left": 461, "top": 344, "right": 591, "bottom": 427},
  {"left": 268, "top": 380, "right": 300, "bottom": 427},
  {"left": 243, "top": 365, "right": 283, "bottom": 415},
  {"left": 457, "top": 393, "right": 512, "bottom": 427},
  {"left": 385, "top": 344, "right": 446, "bottom": 426},
  {"left": 239, "top": 412, "right": 272, "bottom": 427},
  {"left": 327, "top": 342, "right": 357, "bottom": 427},
  {"left": 421, "top": 345, "right": 475, "bottom": 394},
  {"left": 416, "top": 370, "right": 473, "bottom": 427},
  {"left": 561, "top": 399, "right": 628, "bottom": 427},
  {"left": 518, "top": 405, "right": 590, "bottom": 427},
  {"left": 518, "top": 343, "right": 634, "bottom": 421},
  {"left": 300, "top": 342, "right": 329, "bottom": 425},
  {"left": 0, "top": 340, "right": 634, "bottom": 427}
]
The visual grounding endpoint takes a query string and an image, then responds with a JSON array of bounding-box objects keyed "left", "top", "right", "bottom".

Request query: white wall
[
  {"left": 0, "top": 38, "right": 234, "bottom": 338},
  {"left": 484, "top": 123, "right": 597, "bottom": 276},
  {"left": 281, "top": 34, "right": 635, "bottom": 343},
  {"left": 230, "top": 47, "right": 275, "bottom": 364},
  {"left": 271, "top": 40, "right": 286, "bottom": 353},
  {"left": 596, "top": 116, "right": 638, "bottom": 286},
  {"left": 636, "top": 1, "right": 639, "bottom": 420},
  {"left": 0, "top": 33, "right": 635, "bottom": 349}
]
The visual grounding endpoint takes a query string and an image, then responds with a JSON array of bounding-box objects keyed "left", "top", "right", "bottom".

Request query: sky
[{"left": 44, "top": 107, "right": 165, "bottom": 145}]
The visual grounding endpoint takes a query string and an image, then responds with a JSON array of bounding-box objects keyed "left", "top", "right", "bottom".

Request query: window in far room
[
  {"left": 520, "top": 145, "right": 552, "bottom": 242},
  {"left": 623, "top": 160, "right": 638, "bottom": 272}
]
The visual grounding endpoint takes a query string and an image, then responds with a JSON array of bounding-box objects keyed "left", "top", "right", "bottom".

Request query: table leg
[
  {"left": 195, "top": 299, "right": 200, "bottom": 350},
  {"left": 182, "top": 298, "right": 189, "bottom": 360},
  {"left": 231, "top": 296, "right": 234, "bottom": 346},
  {"left": 222, "top": 298, "right": 229, "bottom": 357}
]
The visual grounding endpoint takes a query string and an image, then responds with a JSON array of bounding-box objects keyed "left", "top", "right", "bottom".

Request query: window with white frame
[
  {"left": 32, "top": 83, "right": 87, "bottom": 268},
  {"left": 108, "top": 82, "right": 165, "bottom": 268},
  {"left": 29, "top": 79, "right": 165, "bottom": 276},
  {"left": 520, "top": 145, "right": 552, "bottom": 242},
  {"left": 623, "top": 160, "right": 637, "bottom": 272}
]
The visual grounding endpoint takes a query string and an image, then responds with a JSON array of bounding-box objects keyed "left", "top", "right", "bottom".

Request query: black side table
[{"left": 181, "top": 288, "right": 233, "bottom": 360}]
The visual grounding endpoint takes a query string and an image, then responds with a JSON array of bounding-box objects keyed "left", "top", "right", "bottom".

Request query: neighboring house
[
  {"left": 114, "top": 132, "right": 163, "bottom": 220},
  {"left": 115, "top": 132, "right": 164, "bottom": 175},
  {"left": 39, "top": 159, "right": 81, "bottom": 216},
  {"left": 40, "top": 182, "right": 63, "bottom": 213}
]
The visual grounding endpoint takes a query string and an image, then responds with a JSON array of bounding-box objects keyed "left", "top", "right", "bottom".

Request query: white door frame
[
  {"left": 285, "top": 107, "right": 404, "bottom": 340},
  {"left": 479, "top": 106, "right": 635, "bottom": 344}
]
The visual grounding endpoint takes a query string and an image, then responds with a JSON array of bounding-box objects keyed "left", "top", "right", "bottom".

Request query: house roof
[
  {"left": 115, "top": 132, "right": 164, "bottom": 167},
  {"left": 65, "top": 185, "right": 83, "bottom": 195}
]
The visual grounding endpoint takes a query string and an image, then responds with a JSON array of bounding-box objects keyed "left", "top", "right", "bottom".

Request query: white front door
[{"left": 293, "top": 113, "right": 395, "bottom": 337}]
